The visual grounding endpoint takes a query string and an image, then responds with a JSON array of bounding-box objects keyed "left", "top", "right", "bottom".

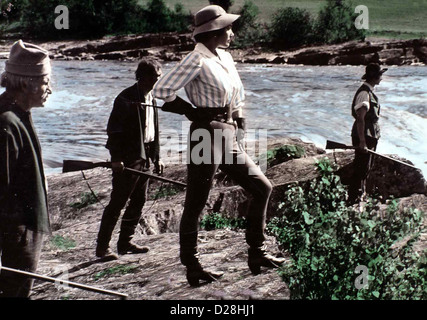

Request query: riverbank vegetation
[
  {"left": 267, "top": 158, "right": 426, "bottom": 300},
  {"left": 1, "top": 0, "right": 424, "bottom": 46},
  {"left": 196, "top": 154, "right": 426, "bottom": 300}
]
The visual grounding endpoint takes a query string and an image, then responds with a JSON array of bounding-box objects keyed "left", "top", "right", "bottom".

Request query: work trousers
[
  {"left": 0, "top": 225, "right": 44, "bottom": 298},
  {"left": 348, "top": 135, "right": 378, "bottom": 202},
  {"left": 180, "top": 120, "right": 273, "bottom": 258},
  {"left": 96, "top": 160, "right": 150, "bottom": 250}
]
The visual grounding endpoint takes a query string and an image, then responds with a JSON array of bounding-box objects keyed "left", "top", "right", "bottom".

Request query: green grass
[
  {"left": 94, "top": 265, "right": 139, "bottom": 281},
  {"left": 138, "top": 0, "right": 426, "bottom": 39},
  {"left": 50, "top": 235, "right": 76, "bottom": 251}
]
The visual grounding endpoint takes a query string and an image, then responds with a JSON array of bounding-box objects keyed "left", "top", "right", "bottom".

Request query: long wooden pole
[{"left": 0, "top": 266, "right": 128, "bottom": 299}]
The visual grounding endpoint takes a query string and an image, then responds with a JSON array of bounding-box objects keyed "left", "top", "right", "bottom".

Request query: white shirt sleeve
[
  {"left": 152, "top": 51, "right": 202, "bottom": 102},
  {"left": 354, "top": 90, "right": 370, "bottom": 112}
]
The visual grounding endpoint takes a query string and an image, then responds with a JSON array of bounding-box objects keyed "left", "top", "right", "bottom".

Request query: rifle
[
  {"left": 0, "top": 265, "right": 128, "bottom": 299},
  {"left": 325, "top": 140, "right": 418, "bottom": 170},
  {"left": 62, "top": 160, "right": 187, "bottom": 187}
]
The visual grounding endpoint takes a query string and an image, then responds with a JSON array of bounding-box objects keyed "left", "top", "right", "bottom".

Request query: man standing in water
[
  {"left": 348, "top": 62, "right": 387, "bottom": 204},
  {"left": 95, "top": 58, "right": 164, "bottom": 261},
  {"left": 0, "top": 40, "right": 52, "bottom": 297}
]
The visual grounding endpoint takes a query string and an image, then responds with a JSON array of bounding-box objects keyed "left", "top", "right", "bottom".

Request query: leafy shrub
[
  {"left": 0, "top": 0, "right": 24, "bottom": 23},
  {"left": 200, "top": 212, "right": 246, "bottom": 231},
  {"left": 144, "top": 0, "right": 191, "bottom": 33},
  {"left": 269, "top": 7, "right": 315, "bottom": 49},
  {"left": 69, "top": 192, "right": 98, "bottom": 209},
  {"left": 150, "top": 185, "right": 181, "bottom": 200},
  {"left": 18, "top": 0, "right": 190, "bottom": 39},
  {"left": 209, "top": 0, "right": 234, "bottom": 12},
  {"left": 265, "top": 144, "right": 306, "bottom": 167},
  {"left": 267, "top": 157, "right": 426, "bottom": 300},
  {"left": 232, "top": 1, "right": 266, "bottom": 48},
  {"left": 315, "top": 0, "right": 366, "bottom": 44}
]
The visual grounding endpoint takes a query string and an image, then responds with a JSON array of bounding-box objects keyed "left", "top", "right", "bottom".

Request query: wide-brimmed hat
[
  {"left": 5, "top": 40, "right": 51, "bottom": 77},
  {"left": 362, "top": 63, "right": 388, "bottom": 80},
  {"left": 193, "top": 5, "right": 240, "bottom": 37}
]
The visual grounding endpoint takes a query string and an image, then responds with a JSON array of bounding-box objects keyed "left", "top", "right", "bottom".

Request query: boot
[
  {"left": 248, "top": 246, "right": 286, "bottom": 275},
  {"left": 117, "top": 214, "right": 149, "bottom": 255},
  {"left": 96, "top": 207, "right": 120, "bottom": 261},
  {"left": 95, "top": 247, "right": 118, "bottom": 261},
  {"left": 180, "top": 232, "right": 223, "bottom": 287},
  {"left": 246, "top": 231, "right": 285, "bottom": 275},
  {"left": 117, "top": 242, "right": 149, "bottom": 255}
]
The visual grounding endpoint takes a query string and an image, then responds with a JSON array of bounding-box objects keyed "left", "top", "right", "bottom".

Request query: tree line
[{"left": 0, "top": 0, "right": 365, "bottom": 49}]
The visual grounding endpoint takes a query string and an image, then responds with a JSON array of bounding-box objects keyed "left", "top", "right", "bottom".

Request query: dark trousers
[
  {"left": 180, "top": 121, "right": 273, "bottom": 264},
  {"left": 348, "top": 135, "right": 378, "bottom": 202},
  {"left": 96, "top": 161, "right": 150, "bottom": 250},
  {"left": 0, "top": 225, "right": 44, "bottom": 298}
]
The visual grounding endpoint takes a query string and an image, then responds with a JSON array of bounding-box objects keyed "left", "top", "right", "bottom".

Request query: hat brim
[
  {"left": 361, "top": 68, "right": 388, "bottom": 80},
  {"left": 193, "top": 13, "right": 240, "bottom": 37}
]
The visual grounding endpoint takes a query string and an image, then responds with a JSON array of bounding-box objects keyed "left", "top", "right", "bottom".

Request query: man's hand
[
  {"left": 111, "top": 161, "right": 124, "bottom": 173},
  {"left": 357, "top": 140, "right": 369, "bottom": 154},
  {"left": 161, "top": 96, "right": 194, "bottom": 115},
  {"left": 154, "top": 160, "right": 165, "bottom": 175}
]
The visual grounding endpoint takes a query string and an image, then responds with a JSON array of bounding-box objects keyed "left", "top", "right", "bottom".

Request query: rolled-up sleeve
[{"left": 354, "top": 90, "right": 370, "bottom": 112}]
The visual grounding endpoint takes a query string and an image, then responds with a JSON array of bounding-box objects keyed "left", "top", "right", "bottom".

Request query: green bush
[
  {"left": 18, "top": 0, "right": 190, "bottom": 39},
  {"left": 209, "top": 0, "right": 234, "bottom": 12},
  {"left": 200, "top": 212, "right": 246, "bottom": 231},
  {"left": 265, "top": 144, "right": 306, "bottom": 167},
  {"left": 69, "top": 192, "right": 98, "bottom": 209},
  {"left": 315, "top": 0, "right": 366, "bottom": 44},
  {"left": 150, "top": 185, "right": 181, "bottom": 200},
  {"left": 269, "top": 7, "right": 315, "bottom": 49},
  {"left": 232, "top": 0, "right": 266, "bottom": 48},
  {"left": 144, "top": 0, "right": 191, "bottom": 33},
  {"left": 0, "top": 0, "right": 25, "bottom": 23},
  {"left": 267, "top": 157, "right": 426, "bottom": 300}
]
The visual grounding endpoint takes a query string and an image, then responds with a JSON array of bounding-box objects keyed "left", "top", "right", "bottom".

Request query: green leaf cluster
[
  {"left": 94, "top": 264, "right": 139, "bottom": 281},
  {"left": 267, "top": 157, "right": 426, "bottom": 300},
  {"left": 13, "top": 0, "right": 191, "bottom": 40},
  {"left": 200, "top": 212, "right": 247, "bottom": 231},
  {"left": 69, "top": 192, "right": 98, "bottom": 209},
  {"left": 268, "top": 0, "right": 366, "bottom": 49},
  {"left": 264, "top": 144, "right": 306, "bottom": 168}
]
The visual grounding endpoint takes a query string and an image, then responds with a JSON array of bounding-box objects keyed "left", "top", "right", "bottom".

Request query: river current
[{"left": 1, "top": 60, "right": 425, "bottom": 177}]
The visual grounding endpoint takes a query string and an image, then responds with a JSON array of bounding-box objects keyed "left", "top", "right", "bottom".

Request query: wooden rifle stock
[
  {"left": 325, "top": 140, "right": 418, "bottom": 170},
  {"left": 62, "top": 160, "right": 186, "bottom": 187}
]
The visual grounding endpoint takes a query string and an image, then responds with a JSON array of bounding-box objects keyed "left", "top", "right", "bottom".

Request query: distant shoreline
[{"left": 0, "top": 33, "right": 426, "bottom": 66}]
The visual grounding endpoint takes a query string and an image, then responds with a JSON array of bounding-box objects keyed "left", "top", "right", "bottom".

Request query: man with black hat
[
  {"left": 0, "top": 40, "right": 52, "bottom": 297},
  {"left": 348, "top": 62, "right": 387, "bottom": 204}
]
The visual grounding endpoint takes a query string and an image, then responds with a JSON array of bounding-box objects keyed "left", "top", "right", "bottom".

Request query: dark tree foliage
[{"left": 209, "top": 0, "right": 233, "bottom": 12}]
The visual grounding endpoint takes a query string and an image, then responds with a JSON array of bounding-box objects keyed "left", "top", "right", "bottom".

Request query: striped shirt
[{"left": 152, "top": 43, "right": 244, "bottom": 117}]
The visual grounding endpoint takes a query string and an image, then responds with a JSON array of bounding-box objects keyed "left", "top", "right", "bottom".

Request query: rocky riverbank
[
  {"left": 29, "top": 137, "right": 426, "bottom": 300},
  {"left": 1, "top": 33, "right": 426, "bottom": 66}
]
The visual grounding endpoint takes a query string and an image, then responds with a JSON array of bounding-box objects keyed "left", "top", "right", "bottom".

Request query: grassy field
[{"left": 138, "top": 0, "right": 427, "bottom": 38}]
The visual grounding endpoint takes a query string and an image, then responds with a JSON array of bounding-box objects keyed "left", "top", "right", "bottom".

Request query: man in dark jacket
[
  {"left": 96, "top": 58, "right": 164, "bottom": 260},
  {"left": 0, "top": 40, "right": 52, "bottom": 297},
  {"left": 348, "top": 63, "right": 387, "bottom": 204}
]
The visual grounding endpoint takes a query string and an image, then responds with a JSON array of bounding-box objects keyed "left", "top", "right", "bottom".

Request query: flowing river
[{"left": 1, "top": 60, "right": 425, "bottom": 177}]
